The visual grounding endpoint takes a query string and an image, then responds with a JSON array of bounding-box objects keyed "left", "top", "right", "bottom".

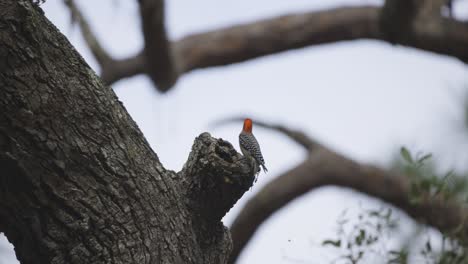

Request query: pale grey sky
[{"left": 2, "top": 1, "right": 468, "bottom": 263}]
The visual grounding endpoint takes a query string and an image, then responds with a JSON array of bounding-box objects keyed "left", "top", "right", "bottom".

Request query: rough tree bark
[
  {"left": 0, "top": 1, "right": 254, "bottom": 263},
  {"left": 2, "top": 0, "right": 468, "bottom": 263}
]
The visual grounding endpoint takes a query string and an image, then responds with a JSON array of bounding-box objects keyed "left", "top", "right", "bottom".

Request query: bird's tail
[{"left": 261, "top": 164, "right": 268, "bottom": 173}]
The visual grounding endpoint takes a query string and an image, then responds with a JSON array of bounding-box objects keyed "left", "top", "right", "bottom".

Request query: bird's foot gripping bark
[{"left": 239, "top": 155, "right": 260, "bottom": 180}]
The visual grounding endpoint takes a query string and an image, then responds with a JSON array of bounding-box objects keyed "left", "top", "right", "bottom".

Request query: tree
[
  {"left": 0, "top": 1, "right": 254, "bottom": 263},
  {"left": 0, "top": 0, "right": 467, "bottom": 263}
]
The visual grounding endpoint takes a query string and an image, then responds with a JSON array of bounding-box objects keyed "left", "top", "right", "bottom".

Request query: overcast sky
[{"left": 2, "top": 1, "right": 468, "bottom": 263}]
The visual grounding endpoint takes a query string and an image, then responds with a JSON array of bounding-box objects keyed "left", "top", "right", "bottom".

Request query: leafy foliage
[
  {"left": 321, "top": 148, "right": 468, "bottom": 263},
  {"left": 393, "top": 148, "right": 468, "bottom": 263},
  {"left": 398, "top": 147, "right": 468, "bottom": 205},
  {"left": 322, "top": 206, "right": 401, "bottom": 263}
]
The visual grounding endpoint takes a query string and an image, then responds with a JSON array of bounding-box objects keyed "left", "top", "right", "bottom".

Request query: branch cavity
[
  {"left": 180, "top": 132, "right": 255, "bottom": 224},
  {"left": 177, "top": 133, "right": 257, "bottom": 259}
]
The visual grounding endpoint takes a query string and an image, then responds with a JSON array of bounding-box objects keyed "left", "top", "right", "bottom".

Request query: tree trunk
[{"left": 0, "top": 1, "right": 254, "bottom": 263}]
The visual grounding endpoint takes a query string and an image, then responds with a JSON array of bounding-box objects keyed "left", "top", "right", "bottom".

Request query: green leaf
[
  {"left": 355, "top": 229, "right": 365, "bottom": 246},
  {"left": 420, "top": 179, "right": 431, "bottom": 192},
  {"left": 357, "top": 251, "right": 364, "bottom": 260},
  {"left": 400, "top": 147, "right": 413, "bottom": 164},
  {"left": 322, "top": 239, "right": 341, "bottom": 247},
  {"left": 418, "top": 153, "right": 432, "bottom": 164},
  {"left": 387, "top": 250, "right": 408, "bottom": 264}
]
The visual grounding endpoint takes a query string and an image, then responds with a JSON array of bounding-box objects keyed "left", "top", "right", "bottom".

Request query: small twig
[{"left": 63, "top": 0, "right": 113, "bottom": 67}]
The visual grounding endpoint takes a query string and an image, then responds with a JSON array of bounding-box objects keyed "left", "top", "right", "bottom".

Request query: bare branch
[
  {"left": 98, "top": 5, "right": 468, "bottom": 88},
  {"left": 409, "top": 17, "right": 468, "bottom": 62},
  {"left": 96, "top": 6, "right": 382, "bottom": 85},
  {"left": 138, "top": 0, "right": 177, "bottom": 92},
  {"left": 63, "top": 0, "right": 113, "bottom": 66},
  {"left": 213, "top": 117, "right": 319, "bottom": 151},
  {"left": 101, "top": 52, "right": 146, "bottom": 85},
  {"left": 175, "top": 6, "right": 381, "bottom": 73},
  {"left": 228, "top": 120, "right": 468, "bottom": 263},
  {"left": 417, "top": 0, "right": 451, "bottom": 18}
]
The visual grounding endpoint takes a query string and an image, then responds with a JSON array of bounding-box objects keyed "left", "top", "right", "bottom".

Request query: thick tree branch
[
  {"left": 417, "top": 0, "right": 450, "bottom": 18},
  {"left": 68, "top": 3, "right": 468, "bottom": 89},
  {"left": 0, "top": 1, "right": 257, "bottom": 263},
  {"left": 178, "top": 133, "right": 257, "bottom": 256},
  {"left": 85, "top": 5, "right": 468, "bottom": 89},
  {"left": 227, "top": 120, "right": 468, "bottom": 263},
  {"left": 379, "top": 0, "right": 468, "bottom": 61},
  {"left": 103, "top": 6, "right": 382, "bottom": 86},
  {"left": 407, "top": 17, "right": 468, "bottom": 62},
  {"left": 101, "top": 52, "right": 146, "bottom": 85},
  {"left": 181, "top": 132, "right": 255, "bottom": 224},
  {"left": 174, "top": 6, "right": 381, "bottom": 73}
]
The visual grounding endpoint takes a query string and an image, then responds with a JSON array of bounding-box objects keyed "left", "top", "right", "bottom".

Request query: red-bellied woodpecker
[{"left": 239, "top": 118, "right": 267, "bottom": 174}]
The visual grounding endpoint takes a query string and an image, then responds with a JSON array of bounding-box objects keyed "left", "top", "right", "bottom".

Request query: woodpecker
[{"left": 239, "top": 118, "right": 267, "bottom": 174}]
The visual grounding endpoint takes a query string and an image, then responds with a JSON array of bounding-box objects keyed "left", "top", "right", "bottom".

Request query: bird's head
[{"left": 243, "top": 118, "right": 253, "bottom": 133}]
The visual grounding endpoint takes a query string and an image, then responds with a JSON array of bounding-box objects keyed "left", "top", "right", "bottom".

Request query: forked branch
[
  {"left": 67, "top": 3, "right": 468, "bottom": 91},
  {"left": 224, "top": 119, "right": 468, "bottom": 263}
]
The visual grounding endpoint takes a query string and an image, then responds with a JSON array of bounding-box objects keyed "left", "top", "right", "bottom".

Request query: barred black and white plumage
[{"left": 239, "top": 118, "right": 267, "bottom": 174}]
